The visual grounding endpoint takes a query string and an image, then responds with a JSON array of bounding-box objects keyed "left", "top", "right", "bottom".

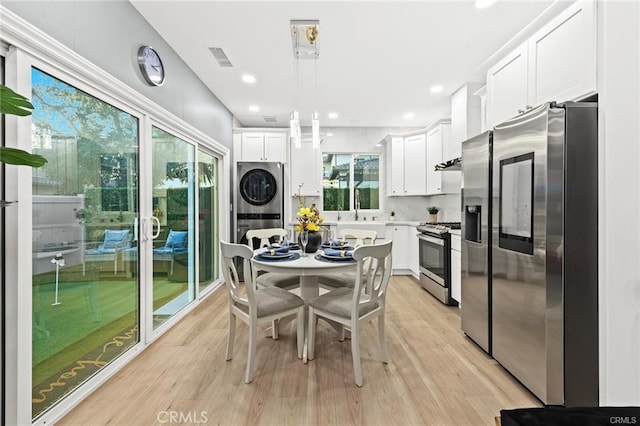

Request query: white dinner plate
[{"left": 259, "top": 251, "right": 294, "bottom": 259}]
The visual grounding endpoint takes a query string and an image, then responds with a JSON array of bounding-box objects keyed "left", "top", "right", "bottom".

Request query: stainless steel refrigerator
[
  {"left": 491, "top": 102, "right": 598, "bottom": 406},
  {"left": 461, "top": 131, "right": 493, "bottom": 354}
]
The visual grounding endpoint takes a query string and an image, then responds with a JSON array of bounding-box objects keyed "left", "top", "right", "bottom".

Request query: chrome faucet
[{"left": 355, "top": 189, "right": 360, "bottom": 221}]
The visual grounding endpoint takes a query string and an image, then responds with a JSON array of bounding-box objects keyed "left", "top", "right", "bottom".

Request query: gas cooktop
[
  {"left": 416, "top": 222, "right": 461, "bottom": 235},
  {"left": 418, "top": 221, "right": 461, "bottom": 229}
]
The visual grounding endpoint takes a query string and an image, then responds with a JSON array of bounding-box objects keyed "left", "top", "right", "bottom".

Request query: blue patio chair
[
  {"left": 83, "top": 229, "right": 132, "bottom": 275},
  {"left": 153, "top": 230, "right": 188, "bottom": 275}
]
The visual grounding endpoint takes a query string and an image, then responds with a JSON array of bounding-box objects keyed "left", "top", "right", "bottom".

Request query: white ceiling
[{"left": 130, "top": 0, "right": 565, "bottom": 128}]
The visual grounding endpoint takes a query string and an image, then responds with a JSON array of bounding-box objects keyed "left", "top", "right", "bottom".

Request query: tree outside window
[{"left": 322, "top": 153, "right": 379, "bottom": 211}]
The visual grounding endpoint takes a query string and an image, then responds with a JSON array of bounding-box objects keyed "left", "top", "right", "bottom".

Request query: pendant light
[{"left": 291, "top": 20, "right": 320, "bottom": 149}]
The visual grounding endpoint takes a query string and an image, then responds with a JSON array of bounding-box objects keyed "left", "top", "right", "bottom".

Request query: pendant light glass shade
[
  {"left": 311, "top": 112, "right": 320, "bottom": 148},
  {"left": 290, "top": 111, "right": 301, "bottom": 148}
]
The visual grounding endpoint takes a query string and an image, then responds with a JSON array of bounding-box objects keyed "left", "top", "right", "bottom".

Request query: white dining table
[{"left": 251, "top": 249, "right": 357, "bottom": 362}]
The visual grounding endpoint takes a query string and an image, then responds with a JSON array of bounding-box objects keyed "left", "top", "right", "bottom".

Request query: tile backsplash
[{"left": 385, "top": 194, "right": 461, "bottom": 222}]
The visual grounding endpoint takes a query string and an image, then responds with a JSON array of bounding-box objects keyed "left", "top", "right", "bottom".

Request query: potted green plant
[
  {"left": 1, "top": 85, "right": 47, "bottom": 207},
  {"left": 427, "top": 206, "right": 439, "bottom": 223}
]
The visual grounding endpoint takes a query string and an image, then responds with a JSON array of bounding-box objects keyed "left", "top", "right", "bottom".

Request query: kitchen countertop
[
  {"left": 288, "top": 220, "right": 421, "bottom": 227},
  {"left": 450, "top": 229, "right": 461, "bottom": 236}
]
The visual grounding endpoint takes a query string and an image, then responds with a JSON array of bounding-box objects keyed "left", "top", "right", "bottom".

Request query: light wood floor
[{"left": 59, "top": 276, "right": 540, "bottom": 426}]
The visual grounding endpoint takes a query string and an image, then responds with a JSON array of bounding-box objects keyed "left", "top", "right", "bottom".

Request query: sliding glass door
[
  {"left": 198, "top": 149, "right": 219, "bottom": 293},
  {"left": 30, "top": 68, "right": 140, "bottom": 417},
  {"left": 151, "top": 126, "right": 196, "bottom": 329}
]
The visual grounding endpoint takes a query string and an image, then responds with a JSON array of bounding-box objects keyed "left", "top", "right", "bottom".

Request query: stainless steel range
[{"left": 416, "top": 222, "right": 460, "bottom": 306}]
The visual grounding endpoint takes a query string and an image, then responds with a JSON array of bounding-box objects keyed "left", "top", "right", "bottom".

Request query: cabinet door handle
[
  {"left": 525, "top": 105, "right": 533, "bottom": 110},
  {"left": 518, "top": 109, "right": 525, "bottom": 114}
]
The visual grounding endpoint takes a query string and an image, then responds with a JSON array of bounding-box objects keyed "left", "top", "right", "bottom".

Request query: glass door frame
[
  {"left": 144, "top": 119, "right": 200, "bottom": 341},
  {"left": 0, "top": 29, "right": 231, "bottom": 425}
]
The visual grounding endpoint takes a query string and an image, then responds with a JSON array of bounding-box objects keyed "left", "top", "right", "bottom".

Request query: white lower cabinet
[
  {"left": 390, "top": 225, "right": 419, "bottom": 276},
  {"left": 451, "top": 234, "right": 461, "bottom": 304},
  {"left": 390, "top": 225, "right": 410, "bottom": 273}
]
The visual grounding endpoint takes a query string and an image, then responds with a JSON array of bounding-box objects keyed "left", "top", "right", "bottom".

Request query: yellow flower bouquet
[{"left": 295, "top": 203, "right": 323, "bottom": 232}]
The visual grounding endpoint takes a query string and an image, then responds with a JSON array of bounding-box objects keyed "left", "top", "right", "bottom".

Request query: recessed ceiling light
[
  {"left": 475, "top": 0, "right": 497, "bottom": 9},
  {"left": 241, "top": 74, "right": 256, "bottom": 84},
  {"left": 249, "top": 105, "right": 259, "bottom": 112},
  {"left": 328, "top": 112, "right": 338, "bottom": 119},
  {"left": 403, "top": 112, "right": 415, "bottom": 119},
  {"left": 430, "top": 85, "right": 443, "bottom": 93},
  {"left": 326, "top": 132, "right": 334, "bottom": 137}
]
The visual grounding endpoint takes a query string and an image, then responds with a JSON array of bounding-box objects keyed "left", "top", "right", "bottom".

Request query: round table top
[{"left": 251, "top": 249, "right": 357, "bottom": 276}]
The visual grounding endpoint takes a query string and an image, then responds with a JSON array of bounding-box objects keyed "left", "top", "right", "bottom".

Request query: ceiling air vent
[
  {"left": 263, "top": 116, "right": 278, "bottom": 123},
  {"left": 208, "top": 47, "right": 233, "bottom": 67}
]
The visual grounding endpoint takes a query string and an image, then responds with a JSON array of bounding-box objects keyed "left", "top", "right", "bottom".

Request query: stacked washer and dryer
[{"left": 235, "top": 162, "right": 284, "bottom": 248}]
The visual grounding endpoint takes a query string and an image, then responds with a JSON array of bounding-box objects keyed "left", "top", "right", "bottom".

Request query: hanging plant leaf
[
  {"left": 0, "top": 147, "right": 47, "bottom": 167},
  {"left": 0, "top": 200, "right": 17, "bottom": 207},
  {"left": 0, "top": 85, "right": 34, "bottom": 116}
]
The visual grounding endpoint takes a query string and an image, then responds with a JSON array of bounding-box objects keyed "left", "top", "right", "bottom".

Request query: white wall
[
  {"left": 3, "top": 0, "right": 233, "bottom": 148},
  {"left": 597, "top": 0, "right": 640, "bottom": 405}
]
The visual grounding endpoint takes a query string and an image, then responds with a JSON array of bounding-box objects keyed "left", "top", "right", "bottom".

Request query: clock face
[{"left": 137, "top": 46, "right": 165, "bottom": 86}]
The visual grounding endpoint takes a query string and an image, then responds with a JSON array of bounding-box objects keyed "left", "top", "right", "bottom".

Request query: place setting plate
[
  {"left": 255, "top": 251, "right": 301, "bottom": 262},
  {"left": 315, "top": 252, "right": 357, "bottom": 263},
  {"left": 320, "top": 242, "right": 354, "bottom": 251}
]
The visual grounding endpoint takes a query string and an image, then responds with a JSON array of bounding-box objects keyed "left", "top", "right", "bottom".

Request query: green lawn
[{"left": 32, "top": 265, "right": 187, "bottom": 417}]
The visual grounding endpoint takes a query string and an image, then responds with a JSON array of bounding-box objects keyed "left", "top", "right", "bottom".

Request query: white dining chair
[
  {"left": 220, "top": 241, "right": 304, "bottom": 384},
  {"left": 318, "top": 228, "right": 377, "bottom": 289},
  {"left": 308, "top": 240, "right": 393, "bottom": 386},
  {"left": 246, "top": 228, "right": 300, "bottom": 290}
]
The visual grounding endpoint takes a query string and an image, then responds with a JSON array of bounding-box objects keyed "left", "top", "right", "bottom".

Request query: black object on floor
[{"left": 500, "top": 406, "right": 640, "bottom": 426}]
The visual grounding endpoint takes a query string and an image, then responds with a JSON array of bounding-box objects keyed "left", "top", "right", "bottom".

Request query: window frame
[{"left": 322, "top": 152, "right": 382, "bottom": 213}]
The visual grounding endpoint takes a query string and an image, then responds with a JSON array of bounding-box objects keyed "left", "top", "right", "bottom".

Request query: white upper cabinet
[
  {"left": 237, "top": 131, "right": 287, "bottom": 163},
  {"left": 486, "top": 0, "right": 596, "bottom": 128},
  {"left": 290, "top": 139, "right": 322, "bottom": 196},
  {"left": 487, "top": 42, "right": 530, "bottom": 128},
  {"left": 527, "top": 0, "right": 596, "bottom": 106},
  {"left": 385, "top": 123, "right": 455, "bottom": 196},
  {"left": 450, "top": 83, "right": 483, "bottom": 155},
  {"left": 426, "top": 126, "right": 443, "bottom": 195},
  {"left": 403, "top": 133, "right": 428, "bottom": 195},
  {"left": 426, "top": 121, "right": 456, "bottom": 194},
  {"left": 388, "top": 136, "right": 405, "bottom": 196},
  {"left": 386, "top": 132, "right": 427, "bottom": 196}
]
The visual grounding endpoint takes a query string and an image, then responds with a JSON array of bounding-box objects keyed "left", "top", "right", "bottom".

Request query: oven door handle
[{"left": 417, "top": 234, "right": 445, "bottom": 246}]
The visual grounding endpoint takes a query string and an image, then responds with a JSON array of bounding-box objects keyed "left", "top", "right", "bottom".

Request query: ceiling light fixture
[
  {"left": 249, "top": 105, "right": 259, "bottom": 112},
  {"left": 242, "top": 74, "right": 256, "bottom": 84},
  {"left": 475, "top": 0, "right": 498, "bottom": 9},
  {"left": 430, "top": 85, "right": 444, "bottom": 93},
  {"left": 328, "top": 112, "right": 338, "bottom": 119},
  {"left": 403, "top": 112, "right": 415, "bottom": 119}
]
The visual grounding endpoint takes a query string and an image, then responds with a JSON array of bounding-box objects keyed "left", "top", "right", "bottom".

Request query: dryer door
[{"left": 239, "top": 168, "right": 277, "bottom": 206}]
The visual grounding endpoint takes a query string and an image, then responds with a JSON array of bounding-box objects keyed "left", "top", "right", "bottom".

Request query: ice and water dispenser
[{"left": 465, "top": 205, "right": 481, "bottom": 243}]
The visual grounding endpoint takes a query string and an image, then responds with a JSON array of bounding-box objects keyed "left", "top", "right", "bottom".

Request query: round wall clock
[{"left": 137, "top": 45, "right": 165, "bottom": 86}]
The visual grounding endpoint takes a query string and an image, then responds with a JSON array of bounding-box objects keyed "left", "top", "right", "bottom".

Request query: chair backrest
[
  {"left": 339, "top": 228, "right": 377, "bottom": 247},
  {"left": 165, "top": 230, "right": 188, "bottom": 249},
  {"left": 246, "top": 228, "right": 288, "bottom": 249},
  {"left": 220, "top": 241, "right": 256, "bottom": 309},
  {"left": 351, "top": 240, "right": 393, "bottom": 314},
  {"left": 101, "top": 229, "right": 131, "bottom": 249}
]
